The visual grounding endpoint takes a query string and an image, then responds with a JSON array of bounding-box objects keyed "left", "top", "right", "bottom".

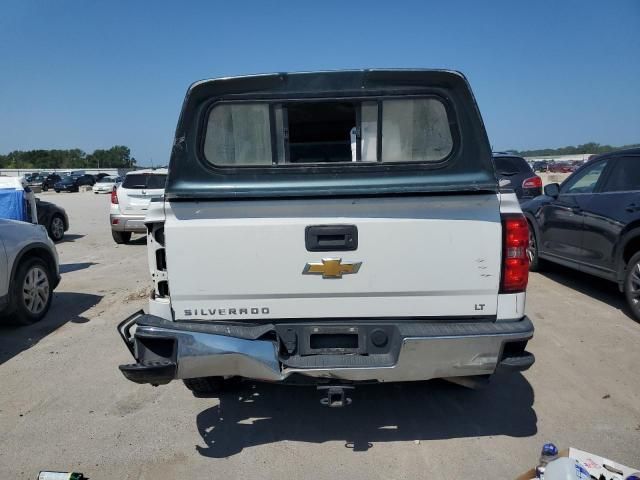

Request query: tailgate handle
[{"left": 305, "top": 225, "right": 358, "bottom": 252}]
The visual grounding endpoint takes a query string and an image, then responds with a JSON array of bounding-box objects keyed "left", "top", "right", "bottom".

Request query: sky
[{"left": 0, "top": 0, "right": 638, "bottom": 166}]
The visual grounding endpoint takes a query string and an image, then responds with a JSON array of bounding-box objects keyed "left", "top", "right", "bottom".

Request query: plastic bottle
[
  {"left": 38, "top": 473, "right": 85, "bottom": 480},
  {"left": 543, "top": 457, "right": 590, "bottom": 479},
  {"left": 536, "top": 442, "right": 559, "bottom": 478}
]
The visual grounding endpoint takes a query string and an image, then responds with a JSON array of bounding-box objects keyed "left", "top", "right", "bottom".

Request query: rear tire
[
  {"left": 48, "top": 214, "right": 65, "bottom": 242},
  {"left": 183, "top": 377, "right": 226, "bottom": 396},
  {"left": 527, "top": 220, "right": 543, "bottom": 272},
  {"left": 10, "top": 257, "right": 53, "bottom": 325},
  {"left": 112, "top": 230, "right": 132, "bottom": 244},
  {"left": 624, "top": 251, "right": 640, "bottom": 321}
]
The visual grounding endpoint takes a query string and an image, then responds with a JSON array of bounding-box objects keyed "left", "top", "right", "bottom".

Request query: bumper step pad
[{"left": 119, "top": 360, "right": 176, "bottom": 385}]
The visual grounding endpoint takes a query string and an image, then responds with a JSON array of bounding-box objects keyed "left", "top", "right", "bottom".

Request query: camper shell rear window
[{"left": 202, "top": 97, "right": 454, "bottom": 167}]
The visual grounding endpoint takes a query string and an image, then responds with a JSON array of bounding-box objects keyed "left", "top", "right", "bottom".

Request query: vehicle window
[
  {"left": 204, "top": 104, "right": 273, "bottom": 166},
  {"left": 122, "top": 174, "right": 148, "bottom": 189},
  {"left": 601, "top": 157, "right": 640, "bottom": 192},
  {"left": 494, "top": 157, "right": 531, "bottom": 174},
  {"left": 146, "top": 174, "right": 167, "bottom": 189},
  {"left": 122, "top": 174, "right": 167, "bottom": 189},
  {"left": 561, "top": 160, "right": 608, "bottom": 194},
  {"left": 381, "top": 98, "right": 453, "bottom": 162},
  {"left": 202, "top": 98, "right": 454, "bottom": 166}
]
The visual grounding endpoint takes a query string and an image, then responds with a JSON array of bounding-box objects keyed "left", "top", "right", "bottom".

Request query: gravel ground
[{"left": 1, "top": 191, "right": 639, "bottom": 479}]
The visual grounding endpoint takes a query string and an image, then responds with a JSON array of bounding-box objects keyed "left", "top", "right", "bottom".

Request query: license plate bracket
[{"left": 301, "top": 326, "right": 366, "bottom": 355}]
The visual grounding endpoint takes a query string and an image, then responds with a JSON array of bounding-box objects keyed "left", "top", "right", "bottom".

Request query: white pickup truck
[{"left": 118, "top": 70, "right": 534, "bottom": 406}]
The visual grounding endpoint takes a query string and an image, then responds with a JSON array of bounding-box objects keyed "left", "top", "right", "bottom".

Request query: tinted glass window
[
  {"left": 146, "top": 174, "right": 167, "bottom": 189},
  {"left": 562, "top": 160, "right": 608, "bottom": 194},
  {"left": 602, "top": 157, "right": 640, "bottom": 192},
  {"left": 494, "top": 157, "right": 532, "bottom": 174},
  {"left": 122, "top": 174, "right": 148, "bottom": 189},
  {"left": 122, "top": 174, "right": 167, "bottom": 189}
]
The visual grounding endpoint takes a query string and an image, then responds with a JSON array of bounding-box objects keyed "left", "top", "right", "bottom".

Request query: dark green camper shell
[{"left": 166, "top": 69, "right": 497, "bottom": 199}]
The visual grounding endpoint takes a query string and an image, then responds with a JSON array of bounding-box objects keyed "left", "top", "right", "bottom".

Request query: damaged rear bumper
[{"left": 118, "top": 311, "right": 534, "bottom": 385}]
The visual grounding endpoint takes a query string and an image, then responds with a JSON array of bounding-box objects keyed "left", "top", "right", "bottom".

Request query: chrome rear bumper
[{"left": 118, "top": 312, "right": 534, "bottom": 384}]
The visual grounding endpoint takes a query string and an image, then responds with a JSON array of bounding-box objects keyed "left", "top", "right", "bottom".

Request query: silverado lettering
[{"left": 183, "top": 307, "right": 270, "bottom": 316}]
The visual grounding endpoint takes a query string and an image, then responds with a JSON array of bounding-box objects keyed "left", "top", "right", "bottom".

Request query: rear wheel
[
  {"left": 42, "top": 185, "right": 48, "bottom": 192},
  {"left": 112, "top": 230, "right": 132, "bottom": 244},
  {"left": 624, "top": 251, "right": 640, "bottom": 321},
  {"left": 183, "top": 377, "right": 226, "bottom": 396},
  {"left": 526, "top": 221, "right": 542, "bottom": 272},
  {"left": 10, "top": 258, "right": 53, "bottom": 325},
  {"left": 48, "top": 214, "right": 65, "bottom": 242}
]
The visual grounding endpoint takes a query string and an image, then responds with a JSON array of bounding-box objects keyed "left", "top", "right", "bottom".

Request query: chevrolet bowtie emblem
[{"left": 302, "top": 258, "right": 362, "bottom": 279}]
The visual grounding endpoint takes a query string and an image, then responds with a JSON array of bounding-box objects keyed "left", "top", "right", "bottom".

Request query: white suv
[{"left": 109, "top": 168, "right": 167, "bottom": 244}]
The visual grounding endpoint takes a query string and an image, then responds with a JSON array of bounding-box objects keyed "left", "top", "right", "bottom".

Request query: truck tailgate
[{"left": 165, "top": 194, "right": 501, "bottom": 320}]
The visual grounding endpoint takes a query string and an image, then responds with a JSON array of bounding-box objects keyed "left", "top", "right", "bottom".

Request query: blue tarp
[{"left": 0, "top": 188, "right": 28, "bottom": 221}]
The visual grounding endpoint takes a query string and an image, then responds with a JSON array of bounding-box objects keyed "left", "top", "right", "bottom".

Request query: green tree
[
  {"left": 0, "top": 146, "right": 138, "bottom": 170},
  {"left": 514, "top": 142, "right": 640, "bottom": 157}
]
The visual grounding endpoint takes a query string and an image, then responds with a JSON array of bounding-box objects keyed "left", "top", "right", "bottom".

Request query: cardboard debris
[{"left": 516, "top": 447, "right": 638, "bottom": 480}]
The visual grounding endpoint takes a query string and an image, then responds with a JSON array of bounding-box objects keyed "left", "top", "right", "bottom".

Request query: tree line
[
  {"left": 508, "top": 142, "right": 640, "bottom": 157},
  {"left": 0, "top": 146, "right": 136, "bottom": 170}
]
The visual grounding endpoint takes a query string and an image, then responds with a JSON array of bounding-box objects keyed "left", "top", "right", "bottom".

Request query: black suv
[
  {"left": 522, "top": 148, "right": 640, "bottom": 319},
  {"left": 493, "top": 153, "right": 542, "bottom": 201}
]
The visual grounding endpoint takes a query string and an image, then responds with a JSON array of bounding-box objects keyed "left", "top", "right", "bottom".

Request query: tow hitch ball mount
[{"left": 318, "top": 385, "right": 354, "bottom": 407}]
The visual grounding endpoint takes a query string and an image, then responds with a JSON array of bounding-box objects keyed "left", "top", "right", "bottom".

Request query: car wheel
[
  {"left": 10, "top": 257, "right": 53, "bottom": 325},
  {"left": 183, "top": 377, "right": 226, "bottom": 396},
  {"left": 55, "top": 190, "right": 60, "bottom": 193},
  {"left": 42, "top": 185, "right": 48, "bottom": 192},
  {"left": 624, "top": 251, "right": 640, "bottom": 321},
  {"left": 112, "top": 230, "right": 132, "bottom": 244},
  {"left": 48, "top": 214, "right": 65, "bottom": 242},
  {"left": 526, "top": 220, "right": 542, "bottom": 272}
]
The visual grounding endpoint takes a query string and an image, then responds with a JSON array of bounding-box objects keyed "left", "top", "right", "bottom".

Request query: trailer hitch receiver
[{"left": 318, "top": 385, "right": 354, "bottom": 407}]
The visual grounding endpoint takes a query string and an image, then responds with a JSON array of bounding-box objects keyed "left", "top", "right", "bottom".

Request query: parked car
[
  {"left": 547, "top": 162, "right": 574, "bottom": 173},
  {"left": 0, "top": 219, "right": 60, "bottom": 324},
  {"left": 532, "top": 161, "right": 549, "bottom": 173},
  {"left": 522, "top": 148, "right": 640, "bottom": 319},
  {"left": 110, "top": 169, "right": 167, "bottom": 244},
  {"left": 41, "top": 173, "right": 62, "bottom": 192},
  {"left": 26, "top": 174, "right": 47, "bottom": 189},
  {"left": 54, "top": 174, "right": 95, "bottom": 192},
  {"left": 116, "top": 70, "right": 534, "bottom": 402},
  {"left": 93, "top": 176, "right": 121, "bottom": 194},
  {"left": 493, "top": 154, "right": 543, "bottom": 201},
  {"left": 35, "top": 198, "right": 69, "bottom": 242}
]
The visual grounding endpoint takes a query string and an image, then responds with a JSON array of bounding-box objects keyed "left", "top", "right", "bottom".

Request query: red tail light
[
  {"left": 501, "top": 214, "right": 529, "bottom": 293},
  {"left": 522, "top": 176, "right": 542, "bottom": 189},
  {"left": 111, "top": 186, "right": 119, "bottom": 204}
]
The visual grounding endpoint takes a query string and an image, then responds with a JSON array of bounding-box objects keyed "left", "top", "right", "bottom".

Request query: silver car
[{"left": 0, "top": 219, "right": 60, "bottom": 324}]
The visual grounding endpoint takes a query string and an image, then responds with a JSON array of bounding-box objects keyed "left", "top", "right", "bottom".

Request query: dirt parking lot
[{"left": 1, "top": 191, "right": 639, "bottom": 479}]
